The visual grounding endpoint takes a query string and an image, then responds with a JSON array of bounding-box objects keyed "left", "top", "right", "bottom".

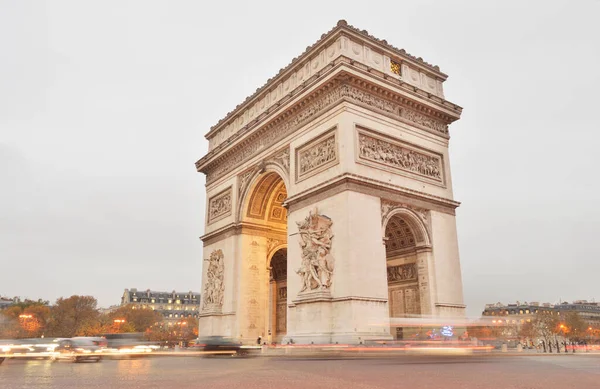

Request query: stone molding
[
  {"left": 207, "top": 187, "right": 232, "bottom": 224},
  {"left": 435, "top": 303, "right": 467, "bottom": 309},
  {"left": 200, "top": 222, "right": 286, "bottom": 246},
  {"left": 284, "top": 173, "right": 459, "bottom": 215},
  {"left": 198, "top": 69, "right": 457, "bottom": 184},
  {"left": 357, "top": 127, "right": 444, "bottom": 186},
  {"left": 381, "top": 199, "right": 431, "bottom": 248},
  {"left": 295, "top": 128, "right": 338, "bottom": 182},
  {"left": 290, "top": 295, "right": 388, "bottom": 307},
  {"left": 198, "top": 311, "right": 235, "bottom": 318},
  {"left": 204, "top": 21, "right": 458, "bottom": 151},
  {"left": 381, "top": 199, "right": 429, "bottom": 226}
]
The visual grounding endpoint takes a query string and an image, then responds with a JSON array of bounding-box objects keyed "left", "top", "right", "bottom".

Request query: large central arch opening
[
  {"left": 383, "top": 210, "right": 429, "bottom": 340},
  {"left": 242, "top": 170, "right": 288, "bottom": 344}
]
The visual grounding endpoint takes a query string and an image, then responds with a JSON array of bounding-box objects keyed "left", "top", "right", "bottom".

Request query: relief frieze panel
[
  {"left": 203, "top": 81, "right": 449, "bottom": 184},
  {"left": 296, "top": 130, "right": 338, "bottom": 181},
  {"left": 387, "top": 263, "right": 417, "bottom": 283},
  {"left": 207, "top": 188, "right": 232, "bottom": 224},
  {"left": 358, "top": 129, "right": 444, "bottom": 184}
]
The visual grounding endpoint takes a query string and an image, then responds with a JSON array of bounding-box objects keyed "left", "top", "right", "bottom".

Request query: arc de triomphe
[{"left": 196, "top": 21, "right": 465, "bottom": 344}]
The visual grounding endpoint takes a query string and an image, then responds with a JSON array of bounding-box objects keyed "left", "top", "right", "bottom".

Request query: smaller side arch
[{"left": 382, "top": 207, "right": 431, "bottom": 249}]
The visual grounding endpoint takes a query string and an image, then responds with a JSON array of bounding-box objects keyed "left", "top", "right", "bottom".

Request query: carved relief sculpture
[
  {"left": 381, "top": 199, "right": 429, "bottom": 225},
  {"left": 296, "top": 131, "right": 338, "bottom": 181},
  {"left": 358, "top": 131, "right": 443, "bottom": 182},
  {"left": 267, "top": 238, "right": 283, "bottom": 254},
  {"left": 272, "top": 148, "right": 290, "bottom": 173},
  {"left": 238, "top": 170, "right": 254, "bottom": 198},
  {"left": 387, "top": 263, "right": 417, "bottom": 283},
  {"left": 202, "top": 249, "right": 225, "bottom": 311},
  {"left": 201, "top": 81, "right": 450, "bottom": 184},
  {"left": 295, "top": 208, "right": 335, "bottom": 292},
  {"left": 208, "top": 188, "right": 232, "bottom": 223}
]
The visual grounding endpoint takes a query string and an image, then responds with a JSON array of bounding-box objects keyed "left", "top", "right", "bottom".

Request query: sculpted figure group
[
  {"left": 359, "top": 134, "right": 441, "bottom": 180},
  {"left": 387, "top": 263, "right": 417, "bottom": 283},
  {"left": 295, "top": 209, "right": 335, "bottom": 292},
  {"left": 299, "top": 137, "right": 336, "bottom": 176},
  {"left": 202, "top": 249, "right": 225, "bottom": 310}
]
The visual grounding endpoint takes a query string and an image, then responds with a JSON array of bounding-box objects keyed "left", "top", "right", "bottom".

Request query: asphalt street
[{"left": 1, "top": 354, "right": 599, "bottom": 389}]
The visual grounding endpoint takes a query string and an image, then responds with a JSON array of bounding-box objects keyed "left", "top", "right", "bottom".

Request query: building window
[
  {"left": 176, "top": 300, "right": 181, "bottom": 304},
  {"left": 151, "top": 299, "right": 155, "bottom": 303},
  {"left": 168, "top": 299, "right": 172, "bottom": 304}
]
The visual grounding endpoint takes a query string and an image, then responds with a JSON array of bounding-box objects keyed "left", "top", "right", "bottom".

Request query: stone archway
[
  {"left": 238, "top": 171, "right": 288, "bottom": 342},
  {"left": 382, "top": 205, "right": 434, "bottom": 339},
  {"left": 268, "top": 247, "right": 287, "bottom": 343}
]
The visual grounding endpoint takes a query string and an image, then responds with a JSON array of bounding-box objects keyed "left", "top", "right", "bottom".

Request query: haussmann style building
[
  {"left": 121, "top": 288, "right": 200, "bottom": 321},
  {"left": 195, "top": 20, "right": 466, "bottom": 344}
]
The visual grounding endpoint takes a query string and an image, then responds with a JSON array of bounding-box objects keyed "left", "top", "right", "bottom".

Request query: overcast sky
[{"left": 1, "top": 1, "right": 599, "bottom": 315}]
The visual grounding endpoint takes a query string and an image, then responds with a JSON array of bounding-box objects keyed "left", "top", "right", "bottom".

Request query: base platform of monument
[{"left": 282, "top": 332, "right": 394, "bottom": 345}]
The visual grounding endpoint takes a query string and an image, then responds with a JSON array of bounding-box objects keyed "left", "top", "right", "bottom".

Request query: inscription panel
[
  {"left": 295, "top": 129, "right": 338, "bottom": 182},
  {"left": 357, "top": 128, "right": 444, "bottom": 185},
  {"left": 208, "top": 187, "right": 232, "bottom": 224}
]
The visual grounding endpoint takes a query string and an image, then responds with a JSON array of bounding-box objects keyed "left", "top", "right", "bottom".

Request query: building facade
[
  {"left": 482, "top": 300, "right": 600, "bottom": 329},
  {"left": 0, "top": 297, "right": 17, "bottom": 310},
  {"left": 196, "top": 20, "right": 466, "bottom": 344},
  {"left": 121, "top": 288, "right": 200, "bottom": 321}
]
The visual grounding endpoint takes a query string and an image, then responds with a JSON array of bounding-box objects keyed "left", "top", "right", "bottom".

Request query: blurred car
[
  {"left": 51, "top": 338, "right": 102, "bottom": 362},
  {"left": 193, "top": 336, "right": 249, "bottom": 356}
]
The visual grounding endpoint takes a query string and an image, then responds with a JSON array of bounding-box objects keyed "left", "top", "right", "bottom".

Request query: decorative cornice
[
  {"left": 435, "top": 303, "right": 467, "bottom": 309},
  {"left": 200, "top": 222, "right": 286, "bottom": 246},
  {"left": 206, "top": 20, "right": 448, "bottom": 139},
  {"left": 284, "top": 172, "right": 460, "bottom": 211},
  {"left": 198, "top": 71, "right": 457, "bottom": 184}
]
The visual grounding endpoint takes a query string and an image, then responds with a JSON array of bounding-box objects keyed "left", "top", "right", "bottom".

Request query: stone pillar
[
  {"left": 269, "top": 280, "right": 276, "bottom": 342},
  {"left": 416, "top": 248, "right": 436, "bottom": 316},
  {"left": 285, "top": 191, "right": 392, "bottom": 344}
]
